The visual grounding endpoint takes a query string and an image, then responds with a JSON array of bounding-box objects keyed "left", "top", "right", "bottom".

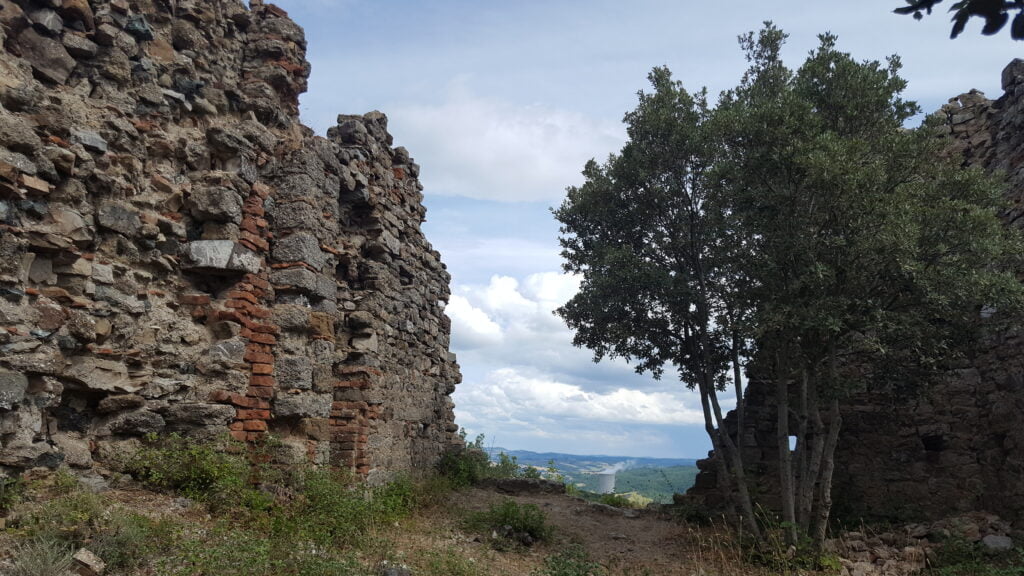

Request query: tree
[
  {"left": 556, "top": 23, "right": 1024, "bottom": 554},
  {"left": 894, "top": 0, "right": 1024, "bottom": 39},
  {"left": 716, "top": 25, "right": 1024, "bottom": 549},
  {"left": 553, "top": 67, "right": 761, "bottom": 538}
]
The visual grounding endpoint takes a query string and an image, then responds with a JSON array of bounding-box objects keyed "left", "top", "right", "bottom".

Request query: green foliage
[
  {"left": 9, "top": 537, "right": 73, "bottom": 576},
  {"left": 466, "top": 498, "right": 554, "bottom": 548},
  {"left": 0, "top": 474, "right": 23, "bottom": 513},
  {"left": 20, "top": 490, "right": 107, "bottom": 544},
  {"left": 894, "top": 0, "right": 1024, "bottom": 40},
  {"left": 532, "top": 544, "right": 607, "bottom": 576},
  {"left": 438, "top": 433, "right": 543, "bottom": 487},
  {"left": 928, "top": 538, "right": 1024, "bottom": 576},
  {"left": 127, "top": 433, "right": 254, "bottom": 507},
  {"left": 571, "top": 466, "right": 697, "bottom": 504},
  {"left": 91, "top": 510, "right": 175, "bottom": 570}
]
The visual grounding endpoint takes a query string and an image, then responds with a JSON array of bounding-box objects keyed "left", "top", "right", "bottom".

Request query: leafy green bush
[
  {"left": 532, "top": 545, "right": 606, "bottom": 576},
  {"left": 467, "top": 498, "right": 554, "bottom": 547},
  {"left": 127, "top": 433, "right": 261, "bottom": 509}
]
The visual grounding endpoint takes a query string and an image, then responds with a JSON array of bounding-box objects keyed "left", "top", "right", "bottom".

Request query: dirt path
[{"left": 444, "top": 483, "right": 762, "bottom": 576}]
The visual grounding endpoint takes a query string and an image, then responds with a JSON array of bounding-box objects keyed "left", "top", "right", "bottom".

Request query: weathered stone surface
[
  {"left": 64, "top": 357, "right": 136, "bottom": 393},
  {"left": 183, "top": 240, "right": 261, "bottom": 274},
  {"left": 97, "top": 394, "right": 146, "bottom": 414},
  {"left": 62, "top": 33, "right": 98, "bottom": 58},
  {"left": 186, "top": 187, "right": 243, "bottom": 223},
  {"left": 0, "top": 0, "right": 460, "bottom": 482},
  {"left": 72, "top": 548, "right": 106, "bottom": 576},
  {"left": 271, "top": 267, "right": 334, "bottom": 299},
  {"left": 71, "top": 129, "right": 107, "bottom": 154},
  {"left": 109, "top": 410, "right": 165, "bottom": 435},
  {"left": 0, "top": 370, "right": 28, "bottom": 410},
  {"left": 981, "top": 534, "right": 1013, "bottom": 552},
  {"left": 276, "top": 356, "right": 312, "bottom": 390},
  {"left": 15, "top": 27, "right": 75, "bottom": 84},
  {"left": 163, "top": 404, "right": 235, "bottom": 427},
  {"left": 28, "top": 8, "right": 63, "bottom": 36},
  {"left": 275, "top": 393, "right": 331, "bottom": 418},
  {"left": 273, "top": 232, "right": 326, "bottom": 270}
]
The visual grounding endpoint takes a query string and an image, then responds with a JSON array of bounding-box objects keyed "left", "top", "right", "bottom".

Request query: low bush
[
  {"left": 466, "top": 498, "right": 554, "bottom": 548},
  {"left": 532, "top": 544, "right": 606, "bottom": 576},
  {"left": 127, "top": 433, "right": 253, "bottom": 507}
]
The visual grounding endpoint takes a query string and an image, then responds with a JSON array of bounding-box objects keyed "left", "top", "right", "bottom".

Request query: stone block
[
  {"left": 273, "top": 232, "right": 326, "bottom": 270},
  {"left": 184, "top": 241, "right": 262, "bottom": 274},
  {"left": 271, "top": 268, "right": 334, "bottom": 299},
  {"left": 109, "top": 410, "right": 165, "bottom": 435},
  {"left": 275, "top": 393, "right": 331, "bottom": 418},
  {"left": 72, "top": 129, "right": 108, "bottom": 154},
  {"left": 15, "top": 27, "right": 75, "bottom": 84},
  {"left": 62, "top": 32, "right": 98, "bottom": 58},
  {"left": 276, "top": 356, "right": 312, "bottom": 390},
  {"left": 0, "top": 370, "right": 28, "bottom": 410},
  {"left": 186, "top": 186, "right": 243, "bottom": 223},
  {"left": 163, "top": 403, "right": 235, "bottom": 427},
  {"left": 271, "top": 201, "right": 321, "bottom": 231},
  {"left": 97, "top": 201, "right": 142, "bottom": 236},
  {"left": 28, "top": 8, "right": 64, "bottom": 36},
  {"left": 72, "top": 548, "right": 105, "bottom": 576},
  {"left": 65, "top": 357, "right": 137, "bottom": 393}
]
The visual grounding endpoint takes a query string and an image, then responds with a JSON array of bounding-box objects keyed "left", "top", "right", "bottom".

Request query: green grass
[{"left": 532, "top": 545, "right": 607, "bottom": 576}]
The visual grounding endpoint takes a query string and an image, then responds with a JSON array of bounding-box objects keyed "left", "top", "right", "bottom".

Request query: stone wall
[
  {"left": 687, "top": 59, "right": 1024, "bottom": 526},
  {"left": 0, "top": 0, "right": 460, "bottom": 481}
]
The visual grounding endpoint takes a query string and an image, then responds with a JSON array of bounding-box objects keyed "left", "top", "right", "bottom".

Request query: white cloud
[
  {"left": 390, "top": 79, "right": 624, "bottom": 203},
  {"left": 445, "top": 295, "right": 503, "bottom": 349},
  {"left": 457, "top": 368, "right": 706, "bottom": 426}
]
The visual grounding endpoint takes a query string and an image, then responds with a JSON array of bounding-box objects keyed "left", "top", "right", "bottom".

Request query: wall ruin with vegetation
[
  {"left": 688, "top": 58, "right": 1024, "bottom": 526},
  {"left": 0, "top": 0, "right": 461, "bottom": 480}
]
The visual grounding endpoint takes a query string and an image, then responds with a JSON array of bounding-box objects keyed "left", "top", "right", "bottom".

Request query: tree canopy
[
  {"left": 894, "top": 0, "right": 1024, "bottom": 39},
  {"left": 555, "top": 23, "right": 1024, "bottom": 554}
]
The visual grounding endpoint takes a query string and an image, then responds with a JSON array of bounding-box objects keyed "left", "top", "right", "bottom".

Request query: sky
[{"left": 268, "top": 0, "right": 1021, "bottom": 458}]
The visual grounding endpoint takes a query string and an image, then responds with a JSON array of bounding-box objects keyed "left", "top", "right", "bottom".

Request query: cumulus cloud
[
  {"left": 458, "top": 368, "right": 705, "bottom": 426},
  {"left": 390, "top": 80, "right": 624, "bottom": 203},
  {"left": 445, "top": 270, "right": 715, "bottom": 455}
]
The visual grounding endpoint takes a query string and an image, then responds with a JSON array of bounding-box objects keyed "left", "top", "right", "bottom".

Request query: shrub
[
  {"left": 467, "top": 498, "right": 554, "bottom": 547},
  {"left": 438, "top": 446, "right": 490, "bottom": 488},
  {"left": 21, "top": 491, "right": 106, "bottom": 545},
  {"left": 91, "top": 509, "right": 177, "bottom": 571},
  {"left": 532, "top": 545, "right": 606, "bottom": 576},
  {"left": 0, "top": 474, "right": 23, "bottom": 513},
  {"left": 126, "top": 433, "right": 255, "bottom": 508},
  {"left": 9, "top": 537, "right": 73, "bottom": 576}
]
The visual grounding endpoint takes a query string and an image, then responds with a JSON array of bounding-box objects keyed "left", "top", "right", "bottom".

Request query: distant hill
[
  {"left": 485, "top": 447, "right": 697, "bottom": 475},
  {"left": 485, "top": 448, "right": 699, "bottom": 503}
]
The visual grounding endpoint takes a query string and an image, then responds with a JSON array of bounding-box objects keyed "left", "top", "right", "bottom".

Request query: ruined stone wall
[
  {"left": 687, "top": 59, "right": 1024, "bottom": 526},
  {"left": 0, "top": 0, "right": 460, "bottom": 481}
]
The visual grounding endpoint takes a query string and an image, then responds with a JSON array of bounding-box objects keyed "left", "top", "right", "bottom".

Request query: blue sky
[{"left": 269, "top": 0, "right": 1021, "bottom": 458}]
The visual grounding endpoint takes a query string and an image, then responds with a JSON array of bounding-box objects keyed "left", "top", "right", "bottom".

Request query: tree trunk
[
  {"left": 776, "top": 359, "right": 797, "bottom": 544},
  {"left": 797, "top": 378, "right": 825, "bottom": 534},
  {"left": 812, "top": 398, "right": 842, "bottom": 552},
  {"left": 732, "top": 330, "right": 745, "bottom": 443},
  {"left": 697, "top": 380, "right": 739, "bottom": 523}
]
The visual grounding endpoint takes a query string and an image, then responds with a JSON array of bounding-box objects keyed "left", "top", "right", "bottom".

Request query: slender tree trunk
[
  {"left": 707, "top": 381, "right": 761, "bottom": 540},
  {"left": 697, "top": 380, "right": 738, "bottom": 523},
  {"left": 797, "top": 377, "right": 825, "bottom": 534},
  {"left": 812, "top": 399, "right": 842, "bottom": 552},
  {"left": 776, "top": 358, "right": 797, "bottom": 544},
  {"left": 795, "top": 370, "right": 809, "bottom": 530},
  {"left": 699, "top": 325, "right": 761, "bottom": 540},
  {"left": 732, "top": 330, "right": 745, "bottom": 444}
]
